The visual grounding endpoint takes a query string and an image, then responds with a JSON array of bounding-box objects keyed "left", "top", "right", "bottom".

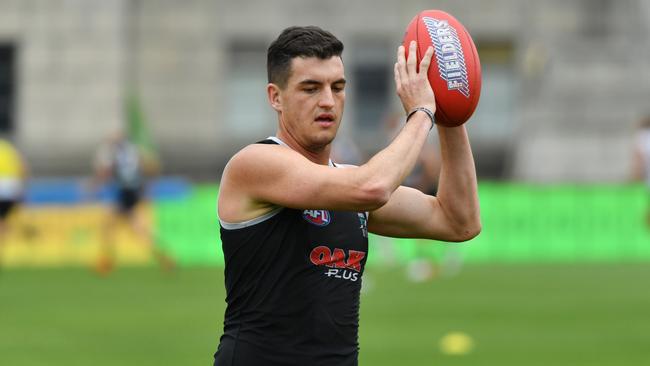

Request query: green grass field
[{"left": 2, "top": 264, "right": 649, "bottom": 365}]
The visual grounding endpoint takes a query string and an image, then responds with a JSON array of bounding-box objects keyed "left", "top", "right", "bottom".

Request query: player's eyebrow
[{"left": 298, "top": 78, "right": 347, "bottom": 86}]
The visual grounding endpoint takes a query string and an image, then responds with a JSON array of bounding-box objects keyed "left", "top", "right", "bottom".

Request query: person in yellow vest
[{"left": 0, "top": 136, "right": 28, "bottom": 268}]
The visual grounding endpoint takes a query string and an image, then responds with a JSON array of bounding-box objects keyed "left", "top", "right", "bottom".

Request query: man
[
  {"left": 0, "top": 136, "right": 28, "bottom": 269},
  {"left": 214, "top": 26, "right": 480, "bottom": 365},
  {"left": 91, "top": 130, "right": 173, "bottom": 274}
]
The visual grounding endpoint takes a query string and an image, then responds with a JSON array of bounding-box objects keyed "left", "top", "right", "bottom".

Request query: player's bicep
[
  {"left": 227, "top": 145, "right": 381, "bottom": 211},
  {"left": 368, "top": 185, "right": 455, "bottom": 240}
]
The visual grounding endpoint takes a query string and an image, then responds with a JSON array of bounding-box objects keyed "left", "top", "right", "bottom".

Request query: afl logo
[{"left": 303, "top": 210, "right": 331, "bottom": 227}]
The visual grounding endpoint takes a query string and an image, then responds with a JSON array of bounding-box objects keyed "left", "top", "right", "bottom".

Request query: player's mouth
[{"left": 315, "top": 113, "right": 336, "bottom": 127}]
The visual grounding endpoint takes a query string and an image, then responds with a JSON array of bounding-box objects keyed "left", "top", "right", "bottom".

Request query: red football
[{"left": 403, "top": 10, "right": 481, "bottom": 127}]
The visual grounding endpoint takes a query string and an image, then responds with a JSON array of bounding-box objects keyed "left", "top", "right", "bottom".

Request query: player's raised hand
[{"left": 394, "top": 40, "right": 436, "bottom": 115}]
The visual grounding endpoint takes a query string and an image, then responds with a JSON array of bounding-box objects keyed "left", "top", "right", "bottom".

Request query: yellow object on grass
[{"left": 439, "top": 331, "right": 474, "bottom": 355}]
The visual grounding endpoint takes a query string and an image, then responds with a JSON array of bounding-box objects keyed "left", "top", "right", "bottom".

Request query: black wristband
[{"left": 406, "top": 107, "right": 435, "bottom": 130}]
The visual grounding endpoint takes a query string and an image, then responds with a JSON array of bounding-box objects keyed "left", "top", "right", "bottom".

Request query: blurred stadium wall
[{"left": 0, "top": 0, "right": 649, "bottom": 181}]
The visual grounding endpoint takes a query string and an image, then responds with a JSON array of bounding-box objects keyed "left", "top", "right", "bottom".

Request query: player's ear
[{"left": 267, "top": 83, "right": 282, "bottom": 112}]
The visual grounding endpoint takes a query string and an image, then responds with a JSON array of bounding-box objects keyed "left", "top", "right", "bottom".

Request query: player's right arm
[{"left": 219, "top": 114, "right": 432, "bottom": 222}]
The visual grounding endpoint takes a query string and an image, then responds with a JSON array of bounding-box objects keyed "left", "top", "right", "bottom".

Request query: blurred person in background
[
  {"left": 632, "top": 115, "right": 650, "bottom": 228},
  {"left": 90, "top": 130, "right": 174, "bottom": 274},
  {"left": 214, "top": 26, "right": 480, "bottom": 365},
  {"left": 0, "top": 136, "right": 28, "bottom": 270}
]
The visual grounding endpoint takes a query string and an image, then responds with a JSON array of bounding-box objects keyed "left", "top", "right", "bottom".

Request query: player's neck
[{"left": 276, "top": 130, "right": 331, "bottom": 166}]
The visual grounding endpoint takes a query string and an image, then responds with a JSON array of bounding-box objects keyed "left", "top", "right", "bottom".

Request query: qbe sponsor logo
[{"left": 358, "top": 212, "right": 368, "bottom": 238}]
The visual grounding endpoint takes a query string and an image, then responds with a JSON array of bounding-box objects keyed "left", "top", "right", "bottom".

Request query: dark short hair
[{"left": 267, "top": 26, "right": 344, "bottom": 88}]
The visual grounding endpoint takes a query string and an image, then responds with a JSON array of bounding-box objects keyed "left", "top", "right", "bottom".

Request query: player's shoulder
[
  {"left": 223, "top": 140, "right": 302, "bottom": 180},
  {"left": 229, "top": 140, "right": 292, "bottom": 164}
]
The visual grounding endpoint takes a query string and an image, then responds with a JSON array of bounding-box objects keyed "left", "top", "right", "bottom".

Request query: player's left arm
[{"left": 368, "top": 125, "right": 481, "bottom": 242}]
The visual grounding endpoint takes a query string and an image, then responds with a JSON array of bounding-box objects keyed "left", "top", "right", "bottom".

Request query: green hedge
[{"left": 155, "top": 183, "right": 649, "bottom": 265}]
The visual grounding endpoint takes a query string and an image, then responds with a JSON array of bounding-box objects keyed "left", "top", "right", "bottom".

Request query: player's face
[{"left": 275, "top": 56, "right": 346, "bottom": 149}]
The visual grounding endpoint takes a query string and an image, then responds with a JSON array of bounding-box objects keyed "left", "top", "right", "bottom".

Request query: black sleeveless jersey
[{"left": 214, "top": 138, "right": 369, "bottom": 366}]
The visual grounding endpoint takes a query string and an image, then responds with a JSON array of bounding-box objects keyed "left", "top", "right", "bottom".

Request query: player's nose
[{"left": 318, "top": 87, "right": 335, "bottom": 108}]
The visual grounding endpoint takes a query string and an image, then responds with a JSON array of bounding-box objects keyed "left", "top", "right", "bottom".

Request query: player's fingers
[
  {"left": 396, "top": 45, "right": 407, "bottom": 78},
  {"left": 394, "top": 62, "right": 401, "bottom": 89},
  {"left": 406, "top": 40, "right": 417, "bottom": 76},
  {"left": 419, "top": 46, "right": 434, "bottom": 75}
]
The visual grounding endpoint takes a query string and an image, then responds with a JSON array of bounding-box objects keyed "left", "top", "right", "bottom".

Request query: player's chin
[{"left": 310, "top": 129, "right": 337, "bottom": 147}]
